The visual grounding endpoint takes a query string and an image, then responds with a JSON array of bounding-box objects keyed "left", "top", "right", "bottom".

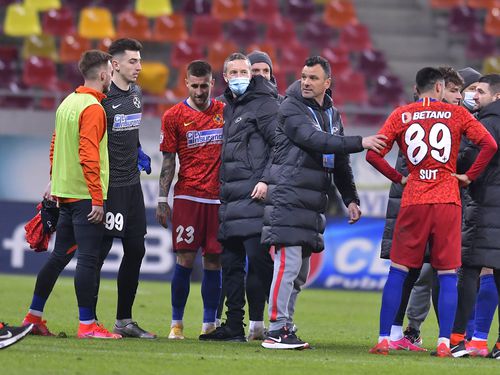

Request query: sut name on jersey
[
  {"left": 112, "top": 113, "right": 142, "bottom": 131},
  {"left": 187, "top": 128, "right": 223, "bottom": 148}
]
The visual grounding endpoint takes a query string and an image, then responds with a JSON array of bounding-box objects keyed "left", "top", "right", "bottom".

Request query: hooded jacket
[
  {"left": 261, "top": 80, "right": 363, "bottom": 252},
  {"left": 462, "top": 99, "right": 500, "bottom": 268},
  {"left": 218, "top": 75, "right": 279, "bottom": 241}
]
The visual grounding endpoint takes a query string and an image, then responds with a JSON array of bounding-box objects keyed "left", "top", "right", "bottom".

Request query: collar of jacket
[
  {"left": 478, "top": 98, "right": 500, "bottom": 120},
  {"left": 285, "top": 80, "right": 333, "bottom": 111}
]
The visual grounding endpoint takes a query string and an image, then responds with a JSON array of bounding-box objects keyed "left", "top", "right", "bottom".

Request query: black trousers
[
  {"left": 34, "top": 200, "right": 104, "bottom": 311},
  {"left": 220, "top": 236, "right": 274, "bottom": 329}
]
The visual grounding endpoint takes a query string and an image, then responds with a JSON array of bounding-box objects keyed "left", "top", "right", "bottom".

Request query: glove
[
  {"left": 138, "top": 146, "right": 151, "bottom": 175},
  {"left": 41, "top": 198, "right": 59, "bottom": 234}
]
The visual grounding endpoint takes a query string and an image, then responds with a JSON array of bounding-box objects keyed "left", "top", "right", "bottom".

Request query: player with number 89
[{"left": 366, "top": 67, "right": 497, "bottom": 357}]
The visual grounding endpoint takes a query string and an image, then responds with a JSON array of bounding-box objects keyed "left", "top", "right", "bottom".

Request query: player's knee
[
  {"left": 176, "top": 251, "right": 196, "bottom": 268},
  {"left": 203, "top": 254, "right": 221, "bottom": 270}
]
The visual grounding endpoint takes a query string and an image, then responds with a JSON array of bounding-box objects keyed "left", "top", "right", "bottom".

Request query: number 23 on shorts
[{"left": 176, "top": 225, "right": 195, "bottom": 244}]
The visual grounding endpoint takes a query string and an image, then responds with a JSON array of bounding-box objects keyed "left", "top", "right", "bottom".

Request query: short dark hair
[
  {"left": 78, "top": 50, "right": 112, "bottom": 79},
  {"left": 223, "top": 52, "right": 250, "bottom": 73},
  {"left": 108, "top": 38, "right": 143, "bottom": 56},
  {"left": 438, "top": 66, "right": 464, "bottom": 88},
  {"left": 304, "top": 56, "right": 331, "bottom": 78},
  {"left": 478, "top": 74, "right": 500, "bottom": 95},
  {"left": 187, "top": 60, "right": 212, "bottom": 78},
  {"left": 415, "top": 67, "right": 444, "bottom": 93}
]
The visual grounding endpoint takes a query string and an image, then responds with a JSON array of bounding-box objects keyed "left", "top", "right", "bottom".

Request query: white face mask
[{"left": 462, "top": 91, "right": 476, "bottom": 111}]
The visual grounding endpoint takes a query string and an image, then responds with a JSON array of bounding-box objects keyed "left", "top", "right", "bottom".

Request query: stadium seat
[
  {"left": 105, "top": 0, "right": 134, "bottom": 13},
  {"left": 191, "top": 15, "right": 223, "bottom": 45},
  {"left": 287, "top": 0, "right": 316, "bottom": 22},
  {"left": 97, "top": 38, "right": 113, "bottom": 52},
  {"left": 4, "top": 3, "right": 42, "bottom": 37},
  {"left": 211, "top": 0, "right": 245, "bottom": 21},
  {"left": 116, "top": 10, "right": 152, "bottom": 41},
  {"left": 171, "top": 39, "right": 204, "bottom": 68},
  {"left": 369, "top": 73, "right": 405, "bottom": 107},
  {"left": 207, "top": 40, "right": 238, "bottom": 72},
  {"left": 485, "top": 6, "right": 500, "bottom": 36},
  {"left": 280, "top": 43, "right": 310, "bottom": 74},
  {"left": 227, "top": 19, "right": 259, "bottom": 46},
  {"left": 339, "top": 23, "right": 372, "bottom": 52},
  {"left": 22, "top": 56, "right": 58, "bottom": 90},
  {"left": 24, "top": 0, "right": 61, "bottom": 12},
  {"left": 323, "top": 0, "right": 358, "bottom": 28},
  {"left": 135, "top": 0, "right": 173, "bottom": 17},
  {"left": 272, "top": 69, "right": 290, "bottom": 93},
  {"left": 359, "top": 49, "right": 388, "bottom": 79},
  {"left": 61, "top": 62, "right": 84, "bottom": 87},
  {"left": 0, "top": 46, "right": 18, "bottom": 87},
  {"left": 22, "top": 35, "right": 58, "bottom": 62},
  {"left": 137, "top": 61, "right": 169, "bottom": 95},
  {"left": 247, "top": 0, "right": 280, "bottom": 25},
  {"left": 246, "top": 42, "right": 279, "bottom": 71},
  {"left": 42, "top": 7, "right": 75, "bottom": 36},
  {"left": 448, "top": 5, "right": 477, "bottom": 34},
  {"left": 265, "top": 17, "right": 297, "bottom": 46},
  {"left": 182, "top": 0, "right": 211, "bottom": 15},
  {"left": 430, "top": 0, "right": 464, "bottom": 8},
  {"left": 63, "top": 0, "right": 93, "bottom": 11},
  {"left": 482, "top": 55, "right": 500, "bottom": 73},
  {"left": 321, "top": 46, "right": 351, "bottom": 76},
  {"left": 467, "top": 0, "right": 495, "bottom": 8},
  {"left": 333, "top": 70, "right": 368, "bottom": 105},
  {"left": 60, "top": 34, "right": 92, "bottom": 63},
  {"left": 152, "top": 14, "right": 188, "bottom": 42},
  {"left": 466, "top": 29, "right": 496, "bottom": 58},
  {"left": 78, "top": 7, "right": 116, "bottom": 39},
  {"left": 301, "top": 19, "right": 336, "bottom": 48}
]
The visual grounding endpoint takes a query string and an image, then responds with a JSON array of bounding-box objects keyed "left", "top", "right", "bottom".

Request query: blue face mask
[
  {"left": 228, "top": 77, "right": 250, "bottom": 96},
  {"left": 462, "top": 91, "right": 476, "bottom": 111}
]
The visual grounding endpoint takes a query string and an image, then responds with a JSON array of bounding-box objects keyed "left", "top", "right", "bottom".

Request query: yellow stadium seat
[
  {"left": 4, "top": 4, "right": 42, "bottom": 37},
  {"left": 483, "top": 56, "right": 500, "bottom": 74},
  {"left": 137, "top": 61, "right": 170, "bottom": 95},
  {"left": 22, "top": 34, "right": 58, "bottom": 62},
  {"left": 24, "top": 0, "right": 61, "bottom": 12},
  {"left": 78, "top": 7, "right": 116, "bottom": 39},
  {"left": 135, "top": 0, "right": 173, "bottom": 17}
]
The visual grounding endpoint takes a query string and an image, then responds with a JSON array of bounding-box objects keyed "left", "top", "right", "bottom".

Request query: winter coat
[
  {"left": 218, "top": 75, "right": 279, "bottom": 241},
  {"left": 462, "top": 99, "right": 500, "bottom": 269},
  {"left": 261, "top": 80, "right": 363, "bottom": 252}
]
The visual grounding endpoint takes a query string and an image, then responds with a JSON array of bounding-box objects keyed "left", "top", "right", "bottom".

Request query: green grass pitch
[{"left": 0, "top": 273, "right": 498, "bottom": 374}]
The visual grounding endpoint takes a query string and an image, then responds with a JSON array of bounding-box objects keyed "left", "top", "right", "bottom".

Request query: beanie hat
[
  {"left": 458, "top": 67, "right": 481, "bottom": 92},
  {"left": 247, "top": 50, "right": 273, "bottom": 76}
]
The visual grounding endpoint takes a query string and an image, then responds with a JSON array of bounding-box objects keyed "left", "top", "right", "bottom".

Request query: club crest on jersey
[
  {"left": 133, "top": 96, "right": 141, "bottom": 109},
  {"left": 402, "top": 112, "right": 412, "bottom": 124},
  {"left": 213, "top": 114, "right": 223, "bottom": 125},
  {"left": 186, "top": 128, "right": 223, "bottom": 148}
]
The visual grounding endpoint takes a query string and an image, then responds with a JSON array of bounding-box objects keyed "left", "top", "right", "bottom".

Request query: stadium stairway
[{"left": 354, "top": 0, "right": 460, "bottom": 95}]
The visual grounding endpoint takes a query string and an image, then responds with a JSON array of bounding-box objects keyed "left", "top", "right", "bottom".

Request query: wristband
[{"left": 158, "top": 197, "right": 168, "bottom": 203}]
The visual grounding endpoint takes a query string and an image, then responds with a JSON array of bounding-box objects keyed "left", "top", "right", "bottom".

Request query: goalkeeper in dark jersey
[{"left": 96, "top": 38, "right": 155, "bottom": 339}]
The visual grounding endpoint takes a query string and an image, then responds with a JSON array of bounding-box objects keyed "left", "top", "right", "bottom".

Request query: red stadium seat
[
  {"left": 301, "top": 19, "right": 336, "bottom": 48},
  {"left": 279, "top": 43, "right": 310, "bottom": 74},
  {"left": 227, "top": 19, "right": 259, "bottom": 46},
  {"left": 339, "top": 23, "right": 372, "bottom": 52},
  {"left": 466, "top": 29, "right": 497, "bottom": 58},
  {"left": 207, "top": 40, "right": 239, "bottom": 73},
  {"left": 61, "top": 62, "right": 84, "bottom": 87},
  {"left": 116, "top": 10, "right": 152, "bottom": 41},
  {"left": 265, "top": 17, "right": 297, "bottom": 46},
  {"left": 182, "top": 0, "right": 211, "bottom": 15},
  {"left": 323, "top": 0, "right": 358, "bottom": 28},
  {"left": 467, "top": 0, "right": 495, "bottom": 8},
  {"left": 191, "top": 15, "right": 223, "bottom": 45},
  {"left": 359, "top": 49, "right": 388, "bottom": 79},
  {"left": 22, "top": 56, "right": 58, "bottom": 90},
  {"left": 430, "top": 0, "right": 465, "bottom": 8},
  {"left": 369, "top": 73, "right": 405, "bottom": 107},
  {"left": 105, "top": 0, "right": 134, "bottom": 14},
  {"left": 171, "top": 39, "right": 204, "bottom": 68},
  {"left": 211, "top": 0, "right": 245, "bottom": 21},
  {"left": 321, "top": 46, "right": 351, "bottom": 76},
  {"left": 60, "top": 34, "right": 92, "bottom": 63},
  {"left": 42, "top": 7, "right": 75, "bottom": 36},
  {"left": 247, "top": 0, "right": 279, "bottom": 25},
  {"left": 448, "top": 5, "right": 478, "bottom": 34},
  {"left": 333, "top": 70, "right": 368, "bottom": 105},
  {"left": 287, "top": 0, "right": 316, "bottom": 22},
  {"left": 152, "top": 14, "right": 188, "bottom": 42},
  {"left": 0, "top": 46, "right": 18, "bottom": 88},
  {"left": 485, "top": 6, "right": 500, "bottom": 36}
]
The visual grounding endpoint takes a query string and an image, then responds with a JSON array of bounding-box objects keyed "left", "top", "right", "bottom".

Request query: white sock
[
  {"left": 390, "top": 325, "right": 403, "bottom": 341},
  {"left": 378, "top": 335, "right": 390, "bottom": 343},
  {"left": 80, "top": 319, "right": 95, "bottom": 325},
  {"left": 249, "top": 320, "right": 264, "bottom": 331},
  {"left": 28, "top": 309, "right": 43, "bottom": 317},
  {"left": 171, "top": 320, "right": 183, "bottom": 328},
  {"left": 202, "top": 322, "right": 215, "bottom": 331},
  {"left": 471, "top": 336, "right": 487, "bottom": 342},
  {"left": 215, "top": 318, "right": 222, "bottom": 327},
  {"left": 437, "top": 337, "right": 450, "bottom": 348}
]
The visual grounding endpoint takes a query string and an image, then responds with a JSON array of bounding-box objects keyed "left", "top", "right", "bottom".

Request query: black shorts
[{"left": 104, "top": 183, "right": 147, "bottom": 238}]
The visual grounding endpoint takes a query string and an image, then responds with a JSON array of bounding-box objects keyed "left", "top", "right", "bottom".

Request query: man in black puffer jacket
[
  {"left": 200, "top": 53, "right": 279, "bottom": 342},
  {"left": 451, "top": 74, "right": 500, "bottom": 358},
  {"left": 260, "top": 56, "right": 387, "bottom": 349}
]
